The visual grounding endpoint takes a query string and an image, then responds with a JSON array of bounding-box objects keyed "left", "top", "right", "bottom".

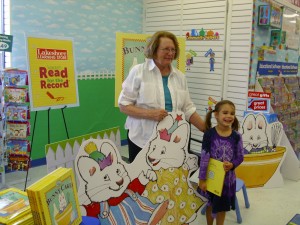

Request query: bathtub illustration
[
  {"left": 55, "top": 203, "right": 72, "bottom": 225},
  {"left": 236, "top": 146, "right": 286, "bottom": 187},
  {"left": 1, "top": 198, "right": 27, "bottom": 214}
]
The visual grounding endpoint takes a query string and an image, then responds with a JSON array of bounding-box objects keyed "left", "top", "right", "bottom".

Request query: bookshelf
[{"left": 256, "top": 75, "right": 300, "bottom": 181}]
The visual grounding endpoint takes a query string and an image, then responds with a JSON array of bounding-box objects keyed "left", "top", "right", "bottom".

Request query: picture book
[
  {"left": 3, "top": 69, "right": 28, "bottom": 87},
  {"left": 206, "top": 158, "right": 225, "bottom": 197},
  {"left": 6, "top": 139, "right": 30, "bottom": 155},
  {"left": 0, "top": 187, "right": 32, "bottom": 225},
  {"left": 5, "top": 104, "right": 29, "bottom": 122},
  {"left": 27, "top": 167, "right": 82, "bottom": 225},
  {"left": 27, "top": 167, "right": 65, "bottom": 225},
  {"left": 6, "top": 121, "right": 29, "bottom": 139},
  {"left": 4, "top": 87, "right": 28, "bottom": 104}
]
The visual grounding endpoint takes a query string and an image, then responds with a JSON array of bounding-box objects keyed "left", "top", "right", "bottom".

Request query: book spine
[
  {"left": 70, "top": 171, "right": 82, "bottom": 225},
  {"left": 35, "top": 190, "right": 47, "bottom": 225},
  {"left": 27, "top": 189, "right": 43, "bottom": 225}
]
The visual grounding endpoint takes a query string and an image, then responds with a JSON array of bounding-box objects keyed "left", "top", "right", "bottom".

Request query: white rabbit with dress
[{"left": 142, "top": 113, "right": 204, "bottom": 225}]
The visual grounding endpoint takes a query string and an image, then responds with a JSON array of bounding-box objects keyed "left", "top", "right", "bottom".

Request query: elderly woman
[{"left": 118, "top": 31, "right": 205, "bottom": 163}]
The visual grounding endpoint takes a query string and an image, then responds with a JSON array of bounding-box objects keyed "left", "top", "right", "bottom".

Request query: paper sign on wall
[{"left": 247, "top": 91, "right": 271, "bottom": 112}]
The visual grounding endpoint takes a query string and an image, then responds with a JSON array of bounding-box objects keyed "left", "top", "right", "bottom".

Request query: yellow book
[
  {"left": 27, "top": 167, "right": 65, "bottom": 225},
  {"left": 35, "top": 168, "right": 67, "bottom": 225},
  {"left": 9, "top": 212, "right": 33, "bottom": 225},
  {"left": 27, "top": 188, "right": 41, "bottom": 225},
  {"left": 28, "top": 167, "right": 82, "bottom": 225},
  {"left": 206, "top": 158, "right": 226, "bottom": 197},
  {"left": 0, "top": 188, "right": 31, "bottom": 225}
]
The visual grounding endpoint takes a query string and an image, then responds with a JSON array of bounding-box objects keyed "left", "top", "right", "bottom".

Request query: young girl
[{"left": 198, "top": 100, "right": 244, "bottom": 225}]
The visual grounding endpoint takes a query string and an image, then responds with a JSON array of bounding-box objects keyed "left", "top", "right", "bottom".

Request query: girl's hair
[
  {"left": 205, "top": 100, "right": 240, "bottom": 131},
  {"left": 144, "top": 31, "right": 180, "bottom": 59}
]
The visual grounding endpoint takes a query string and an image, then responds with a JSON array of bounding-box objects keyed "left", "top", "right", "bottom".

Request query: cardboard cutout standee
[
  {"left": 236, "top": 113, "right": 286, "bottom": 188},
  {"left": 75, "top": 112, "right": 205, "bottom": 224}
]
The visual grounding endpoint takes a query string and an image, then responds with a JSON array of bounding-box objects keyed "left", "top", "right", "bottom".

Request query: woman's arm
[
  {"left": 189, "top": 111, "right": 206, "bottom": 132},
  {"left": 119, "top": 104, "right": 168, "bottom": 122}
]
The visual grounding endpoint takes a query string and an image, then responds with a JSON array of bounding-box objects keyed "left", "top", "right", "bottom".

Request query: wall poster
[
  {"left": 114, "top": 32, "right": 186, "bottom": 106},
  {"left": 26, "top": 35, "right": 79, "bottom": 111}
]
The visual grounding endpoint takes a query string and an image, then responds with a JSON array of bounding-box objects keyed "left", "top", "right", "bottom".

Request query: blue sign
[{"left": 257, "top": 61, "right": 298, "bottom": 76}]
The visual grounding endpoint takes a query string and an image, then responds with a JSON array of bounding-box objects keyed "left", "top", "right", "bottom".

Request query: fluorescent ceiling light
[
  {"left": 283, "top": 13, "right": 299, "bottom": 18},
  {"left": 289, "top": 20, "right": 296, "bottom": 23}
]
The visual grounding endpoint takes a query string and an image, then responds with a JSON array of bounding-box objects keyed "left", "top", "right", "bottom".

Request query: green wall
[{"left": 29, "top": 79, "right": 127, "bottom": 160}]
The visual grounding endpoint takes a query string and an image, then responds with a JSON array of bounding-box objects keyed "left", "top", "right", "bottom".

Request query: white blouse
[{"left": 118, "top": 59, "right": 196, "bottom": 148}]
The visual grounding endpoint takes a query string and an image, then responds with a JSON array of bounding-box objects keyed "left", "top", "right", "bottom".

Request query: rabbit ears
[
  {"left": 156, "top": 113, "right": 189, "bottom": 147},
  {"left": 242, "top": 113, "right": 267, "bottom": 133}
]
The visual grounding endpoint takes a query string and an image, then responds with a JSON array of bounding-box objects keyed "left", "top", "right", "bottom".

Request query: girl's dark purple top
[{"left": 199, "top": 127, "right": 244, "bottom": 197}]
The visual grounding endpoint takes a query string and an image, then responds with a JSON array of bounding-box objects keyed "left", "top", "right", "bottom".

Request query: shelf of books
[
  {"left": 0, "top": 69, "right": 31, "bottom": 187},
  {"left": 257, "top": 76, "right": 300, "bottom": 159}
]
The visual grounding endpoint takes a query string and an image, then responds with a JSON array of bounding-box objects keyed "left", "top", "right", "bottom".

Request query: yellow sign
[
  {"left": 114, "top": 32, "right": 186, "bottom": 106},
  {"left": 206, "top": 158, "right": 225, "bottom": 196},
  {"left": 26, "top": 36, "right": 79, "bottom": 111}
]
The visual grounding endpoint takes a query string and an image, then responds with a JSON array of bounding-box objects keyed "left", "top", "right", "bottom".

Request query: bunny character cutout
[
  {"left": 75, "top": 139, "right": 168, "bottom": 225},
  {"left": 142, "top": 113, "right": 204, "bottom": 224}
]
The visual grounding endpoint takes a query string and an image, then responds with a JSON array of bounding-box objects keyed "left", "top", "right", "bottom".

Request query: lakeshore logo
[{"left": 37, "top": 48, "right": 68, "bottom": 60}]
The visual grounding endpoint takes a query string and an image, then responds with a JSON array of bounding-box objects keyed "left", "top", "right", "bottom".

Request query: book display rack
[
  {"left": 0, "top": 69, "right": 31, "bottom": 187},
  {"left": 258, "top": 76, "right": 300, "bottom": 159}
]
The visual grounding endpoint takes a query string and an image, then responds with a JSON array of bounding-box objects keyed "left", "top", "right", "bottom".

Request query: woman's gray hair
[{"left": 144, "top": 31, "right": 180, "bottom": 59}]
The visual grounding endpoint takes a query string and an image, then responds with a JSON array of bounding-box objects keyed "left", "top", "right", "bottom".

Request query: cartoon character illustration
[
  {"left": 185, "top": 50, "right": 197, "bottom": 71},
  {"left": 242, "top": 114, "right": 275, "bottom": 153},
  {"left": 142, "top": 114, "right": 204, "bottom": 224},
  {"left": 207, "top": 96, "right": 217, "bottom": 112},
  {"left": 76, "top": 140, "right": 168, "bottom": 225},
  {"left": 6, "top": 108, "right": 12, "bottom": 120},
  {"left": 53, "top": 192, "right": 73, "bottom": 225},
  {"left": 186, "top": 53, "right": 192, "bottom": 71},
  {"left": 58, "top": 192, "right": 68, "bottom": 213},
  {"left": 209, "top": 52, "right": 215, "bottom": 71},
  {"left": 10, "top": 75, "right": 20, "bottom": 85}
]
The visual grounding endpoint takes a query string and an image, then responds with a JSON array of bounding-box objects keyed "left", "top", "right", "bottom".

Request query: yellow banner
[
  {"left": 114, "top": 32, "right": 186, "bottom": 107},
  {"left": 26, "top": 36, "right": 79, "bottom": 111}
]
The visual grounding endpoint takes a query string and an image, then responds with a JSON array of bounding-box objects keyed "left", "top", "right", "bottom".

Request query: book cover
[
  {"left": 3, "top": 69, "right": 28, "bottom": 87},
  {"left": 206, "top": 158, "right": 225, "bottom": 197},
  {"left": 28, "top": 167, "right": 81, "bottom": 225},
  {"left": 0, "top": 188, "right": 31, "bottom": 224},
  {"left": 27, "top": 167, "right": 65, "bottom": 225}
]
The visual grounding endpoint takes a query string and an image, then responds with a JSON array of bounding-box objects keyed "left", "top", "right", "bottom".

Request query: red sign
[
  {"left": 36, "top": 48, "right": 68, "bottom": 60},
  {"left": 248, "top": 100, "right": 268, "bottom": 111},
  {"left": 248, "top": 91, "right": 271, "bottom": 99}
]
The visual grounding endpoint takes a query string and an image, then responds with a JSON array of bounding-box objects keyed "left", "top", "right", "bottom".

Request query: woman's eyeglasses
[{"left": 159, "top": 48, "right": 176, "bottom": 54}]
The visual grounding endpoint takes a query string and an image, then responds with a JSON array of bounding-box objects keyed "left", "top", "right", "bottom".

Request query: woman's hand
[
  {"left": 223, "top": 161, "right": 233, "bottom": 172},
  {"left": 150, "top": 109, "right": 168, "bottom": 121},
  {"left": 119, "top": 104, "right": 167, "bottom": 121},
  {"left": 198, "top": 179, "right": 207, "bottom": 192}
]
